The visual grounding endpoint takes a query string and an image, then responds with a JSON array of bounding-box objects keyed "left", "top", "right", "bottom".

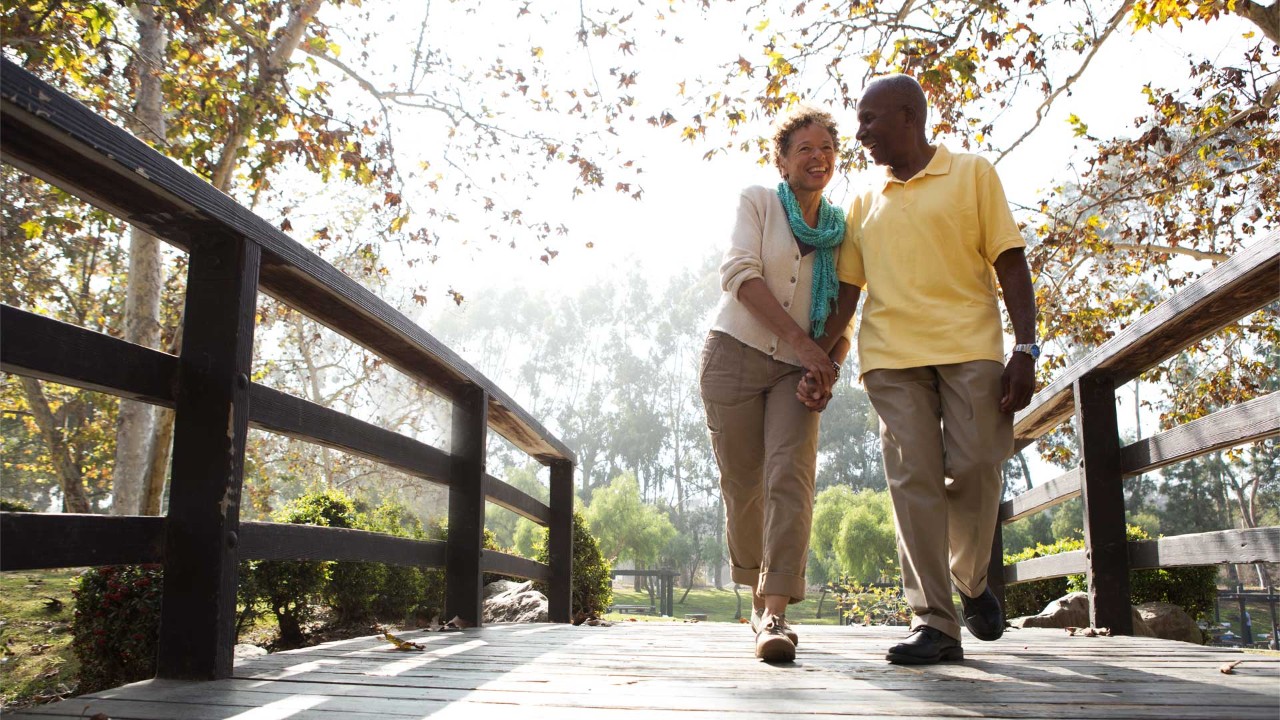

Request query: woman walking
[{"left": 699, "top": 106, "right": 853, "bottom": 662}]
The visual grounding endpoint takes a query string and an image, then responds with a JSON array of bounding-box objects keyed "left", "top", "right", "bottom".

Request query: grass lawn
[
  {"left": 0, "top": 569, "right": 82, "bottom": 710},
  {"left": 602, "top": 586, "right": 845, "bottom": 626}
]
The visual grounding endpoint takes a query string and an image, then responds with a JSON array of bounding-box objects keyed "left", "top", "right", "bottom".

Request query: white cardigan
[{"left": 709, "top": 185, "right": 854, "bottom": 368}]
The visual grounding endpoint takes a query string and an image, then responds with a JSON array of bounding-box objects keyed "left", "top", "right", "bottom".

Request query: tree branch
[
  {"left": 1235, "top": 0, "right": 1279, "bottom": 46},
  {"left": 995, "top": 0, "right": 1134, "bottom": 165}
]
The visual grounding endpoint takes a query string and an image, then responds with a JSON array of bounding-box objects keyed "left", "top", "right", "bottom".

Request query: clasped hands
[{"left": 796, "top": 370, "right": 833, "bottom": 412}]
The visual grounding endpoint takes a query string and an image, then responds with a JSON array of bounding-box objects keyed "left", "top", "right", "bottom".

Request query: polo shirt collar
[{"left": 880, "top": 144, "right": 953, "bottom": 188}]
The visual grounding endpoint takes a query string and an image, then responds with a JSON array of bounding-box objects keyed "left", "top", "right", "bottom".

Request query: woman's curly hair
[{"left": 772, "top": 106, "right": 839, "bottom": 172}]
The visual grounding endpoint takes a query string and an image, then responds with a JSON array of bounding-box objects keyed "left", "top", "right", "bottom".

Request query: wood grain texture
[
  {"left": 999, "top": 468, "right": 1082, "bottom": 523},
  {"left": 1120, "top": 392, "right": 1280, "bottom": 476},
  {"left": 0, "top": 512, "right": 163, "bottom": 570},
  {"left": 1129, "top": 527, "right": 1280, "bottom": 569},
  {"left": 547, "top": 460, "right": 574, "bottom": 623},
  {"left": 10, "top": 624, "right": 1278, "bottom": 719},
  {"left": 0, "top": 304, "right": 178, "bottom": 406},
  {"left": 1003, "top": 550, "right": 1087, "bottom": 583}
]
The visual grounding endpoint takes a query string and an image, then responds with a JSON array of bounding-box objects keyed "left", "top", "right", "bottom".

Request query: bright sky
[{"left": 279, "top": 2, "right": 1259, "bottom": 455}]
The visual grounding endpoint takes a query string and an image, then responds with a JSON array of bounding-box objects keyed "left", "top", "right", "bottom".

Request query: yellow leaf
[
  {"left": 531, "top": 47, "right": 544, "bottom": 58},
  {"left": 755, "top": 19, "right": 770, "bottom": 31}
]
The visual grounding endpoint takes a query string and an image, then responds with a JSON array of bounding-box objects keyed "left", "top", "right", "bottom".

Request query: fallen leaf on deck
[
  {"left": 1220, "top": 660, "right": 1243, "bottom": 674},
  {"left": 383, "top": 632, "right": 425, "bottom": 651}
]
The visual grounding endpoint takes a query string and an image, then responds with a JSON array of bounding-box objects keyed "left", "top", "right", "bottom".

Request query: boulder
[
  {"left": 1011, "top": 591, "right": 1154, "bottom": 636},
  {"left": 233, "top": 643, "right": 268, "bottom": 659},
  {"left": 1137, "top": 601, "right": 1203, "bottom": 644},
  {"left": 482, "top": 580, "right": 549, "bottom": 624}
]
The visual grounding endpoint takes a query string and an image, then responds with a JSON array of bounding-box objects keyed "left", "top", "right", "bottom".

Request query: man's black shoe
[
  {"left": 959, "top": 585, "right": 1004, "bottom": 641},
  {"left": 886, "top": 626, "right": 963, "bottom": 665}
]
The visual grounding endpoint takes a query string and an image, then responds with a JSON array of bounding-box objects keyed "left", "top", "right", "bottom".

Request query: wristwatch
[{"left": 1012, "top": 343, "right": 1041, "bottom": 360}]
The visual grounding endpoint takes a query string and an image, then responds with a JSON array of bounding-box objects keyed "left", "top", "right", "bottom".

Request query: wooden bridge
[
  {"left": 2, "top": 48, "right": 1279, "bottom": 720},
  {"left": 8, "top": 624, "right": 1280, "bottom": 719}
]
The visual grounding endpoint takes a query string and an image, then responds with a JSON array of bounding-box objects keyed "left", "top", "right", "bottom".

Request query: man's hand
[
  {"left": 1000, "top": 353, "right": 1035, "bottom": 413},
  {"left": 796, "top": 371, "right": 833, "bottom": 412}
]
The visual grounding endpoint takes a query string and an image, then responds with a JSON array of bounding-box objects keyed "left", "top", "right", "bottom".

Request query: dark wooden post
[
  {"left": 548, "top": 459, "right": 574, "bottom": 623},
  {"left": 157, "top": 237, "right": 260, "bottom": 679},
  {"left": 446, "top": 386, "right": 487, "bottom": 626},
  {"left": 1074, "top": 375, "right": 1133, "bottom": 634}
]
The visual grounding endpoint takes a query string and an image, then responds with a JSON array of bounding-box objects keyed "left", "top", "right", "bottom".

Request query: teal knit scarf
[{"left": 777, "top": 181, "right": 846, "bottom": 338}]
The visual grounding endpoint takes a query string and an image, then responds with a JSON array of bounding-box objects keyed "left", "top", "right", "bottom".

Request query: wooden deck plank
[{"left": 9, "top": 624, "right": 1278, "bottom": 719}]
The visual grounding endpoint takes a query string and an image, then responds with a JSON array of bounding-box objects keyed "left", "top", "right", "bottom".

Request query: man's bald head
[{"left": 861, "top": 74, "right": 929, "bottom": 129}]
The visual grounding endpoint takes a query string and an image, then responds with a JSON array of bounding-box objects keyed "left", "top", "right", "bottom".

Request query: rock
[
  {"left": 1011, "top": 591, "right": 1154, "bottom": 636},
  {"left": 482, "top": 580, "right": 548, "bottom": 624},
  {"left": 1138, "top": 601, "right": 1203, "bottom": 644},
  {"left": 233, "top": 644, "right": 268, "bottom": 659},
  {"left": 484, "top": 580, "right": 526, "bottom": 599}
]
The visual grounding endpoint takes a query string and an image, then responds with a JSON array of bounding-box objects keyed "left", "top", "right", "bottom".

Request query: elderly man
[{"left": 803, "top": 74, "right": 1038, "bottom": 664}]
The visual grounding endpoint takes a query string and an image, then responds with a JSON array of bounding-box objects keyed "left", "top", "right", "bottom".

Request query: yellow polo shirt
[{"left": 837, "top": 145, "right": 1025, "bottom": 374}]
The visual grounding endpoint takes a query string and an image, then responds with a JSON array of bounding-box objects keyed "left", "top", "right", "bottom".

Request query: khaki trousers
[
  {"left": 864, "top": 361, "right": 1012, "bottom": 640},
  {"left": 699, "top": 331, "right": 819, "bottom": 603}
]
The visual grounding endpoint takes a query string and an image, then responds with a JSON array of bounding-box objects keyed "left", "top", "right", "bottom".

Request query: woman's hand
[{"left": 796, "top": 371, "right": 832, "bottom": 412}]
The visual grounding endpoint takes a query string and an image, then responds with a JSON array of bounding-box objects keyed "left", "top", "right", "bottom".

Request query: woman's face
[{"left": 779, "top": 123, "right": 837, "bottom": 194}]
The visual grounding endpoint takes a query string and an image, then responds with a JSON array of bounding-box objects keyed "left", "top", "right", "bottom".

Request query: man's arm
[{"left": 993, "top": 247, "right": 1037, "bottom": 413}]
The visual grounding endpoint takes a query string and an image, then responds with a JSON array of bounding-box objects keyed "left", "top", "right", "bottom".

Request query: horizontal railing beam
[
  {"left": 1000, "top": 469, "right": 1081, "bottom": 524},
  {"left": 485, "top": 474, "right": 551, "bottom": 525},
  {"left": 1003, "top": 550, "right": 1086, "bottom": 584},
  {"left": 1121, "top": 392, "right": 1280, "bottom": 477},
  {"left": 1129, "top": 528, "right": 1280, "bottom": 569},
  {"left": 248, "top": 384, "right": 453, "bottom": 486},
  {"left": 239, "top": 521, "right": 446, "bottom": 567},
  {"left": 483, "top": 551, "right": 551, "bottom": 582},
  {"left": 0, "top": 305, "right": 177, "bottom": 406},
  {"left": 0, "top": 512, "right": 163, "bottom": 570}
]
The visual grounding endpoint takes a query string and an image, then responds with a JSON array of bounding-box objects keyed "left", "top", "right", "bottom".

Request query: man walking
[{"left": 803, "top": 74, "right": 1038, "bottom": 664}]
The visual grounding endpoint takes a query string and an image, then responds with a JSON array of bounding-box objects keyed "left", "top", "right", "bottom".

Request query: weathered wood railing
[
  {"left": 0, "top": 59, "right": 575, "bottom": 679},
  {"left": 990, "top": 231, "right": 1280, "bottom": 633}
]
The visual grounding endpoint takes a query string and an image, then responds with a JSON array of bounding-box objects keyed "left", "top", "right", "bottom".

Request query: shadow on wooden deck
[{"left": 8, "top": 623, "right": 1279, "bottom": 719}]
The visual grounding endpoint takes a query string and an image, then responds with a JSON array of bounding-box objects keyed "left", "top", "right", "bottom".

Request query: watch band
[{"left": 1012, "top": 343, "right": 1041, "bottom": 360}]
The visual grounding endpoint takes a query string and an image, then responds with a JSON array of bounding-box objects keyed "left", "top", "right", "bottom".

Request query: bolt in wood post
[
  {"left": 548, "top": 459, "right": 574, "bottom": 623},
  {"left": 157, "top": 237, "right": 260, "bottom": 679},
  {"left": 1074, "top": 375, "right": 1133, "bottom": 634}
]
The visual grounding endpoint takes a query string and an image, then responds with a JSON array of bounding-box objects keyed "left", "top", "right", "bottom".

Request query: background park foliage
[{"left": 2, "top": 0, "right": 1277, "bottom": 642}]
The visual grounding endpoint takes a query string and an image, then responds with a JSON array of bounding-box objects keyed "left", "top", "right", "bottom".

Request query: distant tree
[
  {"left": 583, "top": 473, "right": 676, "bottom": 567},
  {"left": 810, "top": 486, "right": 899, "bottom": 585}
]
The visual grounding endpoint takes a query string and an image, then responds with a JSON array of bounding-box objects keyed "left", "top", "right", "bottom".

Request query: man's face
[{"left": 855, "top": 87, "right": 909, "bottom": 167}]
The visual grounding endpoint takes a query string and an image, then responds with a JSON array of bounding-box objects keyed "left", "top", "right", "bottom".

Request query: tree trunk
[
  {"left": 20, "top": 378, "right": 91, "bottom": 513},
  {"left": 111, "top": 4, "right": 167, "bottom": 516},
  {"left": 138, "top": 0, "right": 327, "bottom": 508}
]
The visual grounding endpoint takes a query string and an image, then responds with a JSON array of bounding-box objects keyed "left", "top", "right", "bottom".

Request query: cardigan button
[
  {"left": 790, "top": 276, "right": 796, "bottom": 283},
  {"left": 783, "top": 301, "right": 790, "bottom": 308}
]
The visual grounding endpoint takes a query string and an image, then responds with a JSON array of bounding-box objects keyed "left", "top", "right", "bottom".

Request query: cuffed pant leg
[
  {"left": 758, "top": 361, "right": 820, "bottom": 603},
  {"left": 938, "top": 361, "right": 1013, "bottom": 598},
  {"left": 700, "top": 332, "right": 766, "bottom": 591},
  {"left": 865, "top": 366, "right": 962, "bottom": 640}
]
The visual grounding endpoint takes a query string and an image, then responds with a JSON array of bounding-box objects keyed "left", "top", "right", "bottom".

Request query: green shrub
[
  {"left": 826, "top": 576, "right": 910, "bottom": 626},
  {"left": 535, "top": 511, "right": 612, "bottom": 619},
  {"left": 1002, "top": 538, "right": 1080, "bottom": 617},
  {"left": 368, "top": 501, "right": 429, "bottom": 621},
  {"left": 1004, "top": 525, "right": 1220, "bottom": 621},
  {"left": 71, "top": 565, "right": 163, "bottom": 694},
  {"left": 0, "top": 498, "right": 35, "bottom": 512},
  {"left": 1064, "top": 526, "right": 1218, "bottom": 621}
]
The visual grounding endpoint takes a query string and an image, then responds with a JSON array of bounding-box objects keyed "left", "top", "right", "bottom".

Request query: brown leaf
[{"left": 1220, "top": 660, "right": 1243, "bottom": 674}]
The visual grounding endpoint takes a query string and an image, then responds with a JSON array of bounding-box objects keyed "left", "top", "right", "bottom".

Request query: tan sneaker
[
  {"left": 755, "top": 616, "right": 796, "bottom": 662},
  {"left": 750, "top": 609, "right": 799, "bottom": 647}
]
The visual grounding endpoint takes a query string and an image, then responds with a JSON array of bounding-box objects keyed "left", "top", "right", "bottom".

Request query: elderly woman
[{"left": 699, "top": 106, "right": 853, "bottom": 663}]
